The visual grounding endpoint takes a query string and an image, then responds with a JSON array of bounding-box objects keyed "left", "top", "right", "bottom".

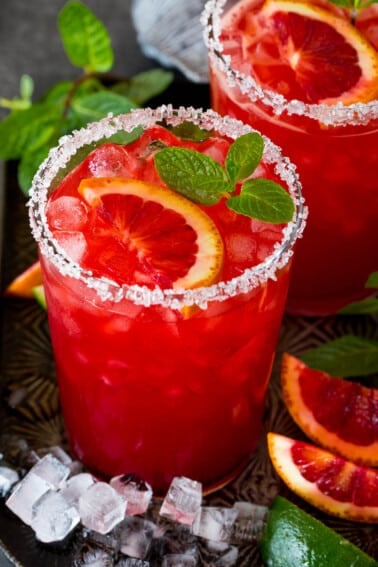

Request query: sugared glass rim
[
  {"left": 28, "top": 105, "right": 307, "bottom": 309},
  {"left": 202, "top": 0, "right": 378, "bottom": 127}
]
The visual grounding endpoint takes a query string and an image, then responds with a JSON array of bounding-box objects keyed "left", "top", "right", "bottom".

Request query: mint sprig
[
  {"left": 0, "top": 0, "right": 173, "bottom": 194},
  {"left": 155, "top": 132, "right": 295, "bottom": 224},
  {"left": 338, "top": 271, "right": 378, "bottom": 315},
  {"left": 300, "top": 335, "right": 378, "bottom": 379}
]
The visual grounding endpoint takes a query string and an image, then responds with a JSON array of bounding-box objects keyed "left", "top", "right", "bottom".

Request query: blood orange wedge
[
  {"left": 267, "top": 432, "right": 378, "bottom": 523},
  {"left": 281, "top": 353, "right": 378, "bottom": 467},
  {"left": 247, "top": 0, "right": 378, "bottom": 104},
  {"left": 4, "top": 260, "right": 43, "bottom": 298},
  {"left": 78, "top": 177, "right": 224, "bottom": 290}
]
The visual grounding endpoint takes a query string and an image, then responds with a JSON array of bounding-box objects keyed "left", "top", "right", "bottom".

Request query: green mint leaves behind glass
[
  {"left": 155, "top": 132, "right": 295, "bottom": 224},
  {"left": 0, "top": 0, "right": 173, "bottom": 194},
  {"left": 299, "top": 272, "right": 378, "bottom": 387}
]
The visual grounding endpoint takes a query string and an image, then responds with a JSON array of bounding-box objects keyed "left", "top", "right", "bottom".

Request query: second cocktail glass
[{"left": 203, "top": 0, "right": 378, "bottom": 315}]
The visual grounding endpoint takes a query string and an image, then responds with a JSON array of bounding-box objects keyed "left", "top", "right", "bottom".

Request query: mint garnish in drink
[{"left": 155, "top": 132, "right": 295, "bottom": 224}]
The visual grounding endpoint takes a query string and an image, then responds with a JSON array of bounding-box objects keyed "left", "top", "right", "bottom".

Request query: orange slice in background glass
[{"left": 247, "top": 0, "right": 378, "bottom": 104}]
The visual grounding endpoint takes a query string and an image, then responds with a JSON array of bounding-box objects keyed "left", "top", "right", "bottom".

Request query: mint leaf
[
  {"left": 112, "top": 69, "right": 174, "bottom": 105},
  {"left": 226, "top": 132, "right": 264, "bottom": 183},
  {"left": 71, "top": 91, "right": 137, "bottom": 125},
  {"left": 227, "top": 178, "right": 294, "bottom": 223},
  {"left": 300, "top": 335, "right": 378, "bottom": 377},
  {"left": 0, "top": 103, "right": 61, "bottom": 160},
  {"left": 339, "top": 297, "right": 378, "bottom": 315},
  {"left": 366, "top": 271, "right": 378, "bottom": 288},
  {"left": 170, "top": 122, "right": 212, "bottom": 142},
  {"left": 18, "top": 144, "right": 52, "bottom": 195},
  {"left": 155, "top": 147, "right": 231, "bottom": 205},
  {"left": 58, "top": 1, "right": 113, "bottom": 73}
]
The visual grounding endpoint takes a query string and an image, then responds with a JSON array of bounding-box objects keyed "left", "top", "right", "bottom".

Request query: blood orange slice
[
  {"left": 247, "top": 0, "right": 378, "bottom": 104},
  {"left": 4, "top": 260, "right": 43, "bottom": 298},
  {"left": 78, "top": 177, "right": 224, "bottom": 289},
  {"left": 281, "top": 353, "right": 378, "bottom": 467},
  {"left": 267, "top": 432, "right": 378, "bottom": 523}
]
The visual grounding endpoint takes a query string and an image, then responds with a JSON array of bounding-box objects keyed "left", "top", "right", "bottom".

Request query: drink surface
[
  {"left": 41, "top": 122, "right": 294, "bottom": 492},
  {"left": 207, "top": 0, "right": 378, "bottom": 314}
]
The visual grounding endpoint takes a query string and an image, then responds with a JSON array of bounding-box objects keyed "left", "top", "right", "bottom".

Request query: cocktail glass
[
  {"left": 28, "top": 106, "right": 306, "bottom": 494},
  {"left": 203, "top": 0, "right": 378, "bottom": 315}
]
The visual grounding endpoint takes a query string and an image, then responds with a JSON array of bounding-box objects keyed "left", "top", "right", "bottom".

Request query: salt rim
[
  {"left": 201, "top": 0, "right": 378, "bottom": 127},
  {"left": 28, "top": 105, "right": 307, "bottom": 310}
]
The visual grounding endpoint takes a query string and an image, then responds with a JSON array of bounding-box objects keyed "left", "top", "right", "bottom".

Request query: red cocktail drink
[
  {"left": 203, "top": 0, "right": 378, "bottom": 315},
  {"left": 29, "top": 107, "right": 305, "bottom": 493}
]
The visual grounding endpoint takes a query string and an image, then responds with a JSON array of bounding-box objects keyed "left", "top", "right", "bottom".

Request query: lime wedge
[
  {"left": 260, "top": 496, "right": 377, "bottom": 566},
  {"left": 32, "top": 284, "right": 47, "bottom": 310}
]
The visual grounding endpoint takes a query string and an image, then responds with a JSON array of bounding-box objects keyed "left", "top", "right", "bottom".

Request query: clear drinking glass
[
  {"left": 28, "top": 106, "right": 306, "bottom": 494},
  {"left": 203, "top": 0, "right": 378, "bottom": 315}
]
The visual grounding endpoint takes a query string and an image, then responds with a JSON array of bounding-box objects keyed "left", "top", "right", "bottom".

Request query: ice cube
[
  {"left": 79, "top": 482, "right": 125, "bottom": 534},
  {"left": 39, "top": 445, "right": 73, "bottom": 466},
  {"left": 30, "top": 453, "right": 70, "bottom": 489},
  {"left": 110, "top": 473, "right": 153, "bottom": 516},
  {"left": 31, "top": 489, "right": 80, "bottom": 543},
  {"left": 78, "top": 548, "right": 114, "bottom": 566},
  {"left": 191, "top": 507, "right": 238, "bottom": 543},
  {"left": 231, "top": 501, "right": 268, "bottom": 543},
  {"left": 206, "top": 540, "right": 239, "bottom": 566},
  {"left": 82, "top": 527, "right": 120, "bottom": 554},
  {"left": 116, "top": 516, "right": 155, "bottom": 559},
  {"left": 151, "top": 518, "right": 198, "bottom": 559},
  {"left": 60, "top": 472, "right": 95, "bottom": 508},
  {"left": 161, "top": 554, "right": 197, "bottom": 567},
  {"left": 88, "top": 144, "right": 137, "bottom": 178},
  {"left": 53, "top": 230, "right": 87, "bottom": 263},
  {"left": 117, "top": 559, "right": 150, "bottom": 567},
  {"left": 159, "top": 477, "right": 202, "bottom": 526},
  {"left": 0, "top": 466, "right": 19, "bottom": 497},
  {"left": 225, "top": 232, "right": 257, "bottom": 266},
  {"left": 48, "top": 196, "right": 88, "bottom": 231},
  {"left": 5, "top": 472, "right": 52, "bottom": 525}
]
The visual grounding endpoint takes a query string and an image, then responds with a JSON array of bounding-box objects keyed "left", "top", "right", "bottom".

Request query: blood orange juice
[
  {"left": 28, "top": 107, "right": 306, "bottom": 493},
  {"left": 203, "top": 0, "right": 378, "bottom": 315}
]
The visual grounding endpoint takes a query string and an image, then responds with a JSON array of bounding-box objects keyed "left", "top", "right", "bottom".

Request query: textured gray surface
[
  {"left": 0, "top": 2, "right": 149, "bottom": 565},
  {"left": 0, "top": 0, "right": 153, "bottom": 118}
]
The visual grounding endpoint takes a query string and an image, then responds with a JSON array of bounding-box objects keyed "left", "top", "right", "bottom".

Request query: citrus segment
[
  {"left": 267, "top": 432, "right": 378, "bottom": 523},
  {"left": 246, "top": 0, "right": 378, "bottom": 104},
  {"left": 281, "top": 353, "right": 378, "bottom": 466},
  {"left": 260, "top": 496, "right": 377, "bottom": 567},
  {"left": 78, "top": 177, "right": 224, "bottom": 290},
  {"left": 4, "top": 260, "right": 43, "bottom": 298}
]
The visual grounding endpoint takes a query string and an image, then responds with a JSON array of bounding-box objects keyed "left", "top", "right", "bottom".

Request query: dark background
[{"left": 0, "top": 0, "right": 153, "bottom": 118}]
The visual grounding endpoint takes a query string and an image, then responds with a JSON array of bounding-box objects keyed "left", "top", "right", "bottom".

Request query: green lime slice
[
  {"left": 260, "top": 497, "right": 377, "bottom": 567},
  {"left": 32, "top": 284, "right": 47, "bottom": 310}
]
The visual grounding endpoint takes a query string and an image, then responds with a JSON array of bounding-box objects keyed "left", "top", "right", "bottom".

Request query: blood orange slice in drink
[
  {"left": 78, "top": 177, "right": 224, "bottom": 289},
  {"left": 281, "top": 354, "right": 378, "bottom": 467},
  {"left": 242, "top": 0, "right": 378, "bottom": 104},
  {"left": 267, "top": 432, "right": 378, "bottom": 522}
]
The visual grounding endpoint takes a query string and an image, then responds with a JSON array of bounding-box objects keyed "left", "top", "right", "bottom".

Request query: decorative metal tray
[{"left": 0, "top": 82, "right": 377, "bottom": 566}]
